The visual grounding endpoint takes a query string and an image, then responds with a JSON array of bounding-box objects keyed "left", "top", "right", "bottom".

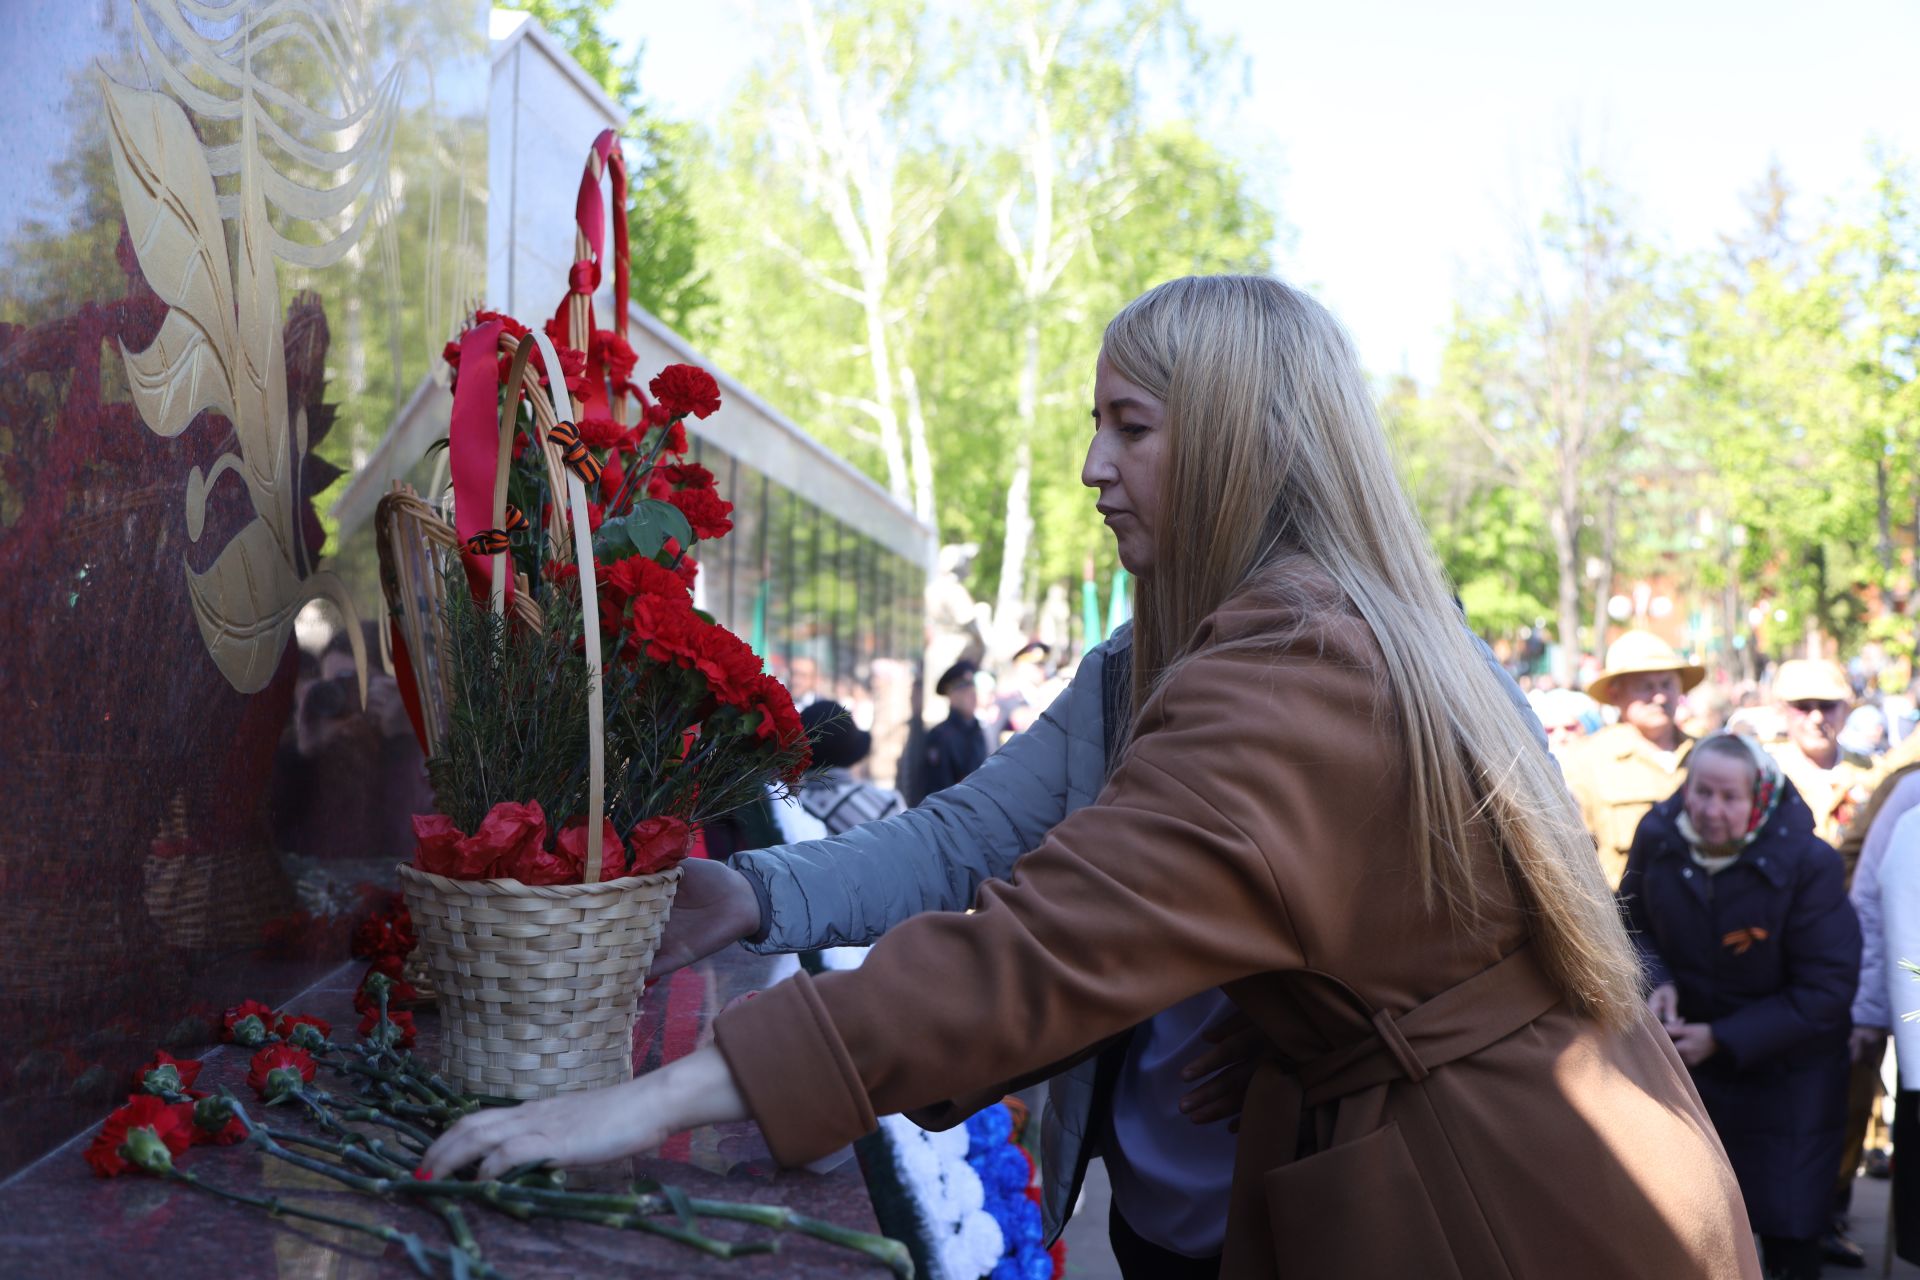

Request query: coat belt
[{"left": 1286, "top": 942, "right": 1563, "bottom": 1150}]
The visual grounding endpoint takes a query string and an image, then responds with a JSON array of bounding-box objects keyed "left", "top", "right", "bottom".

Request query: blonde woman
[{"left": 427, "top": 277, "right": 1758, "bottom": 1279}]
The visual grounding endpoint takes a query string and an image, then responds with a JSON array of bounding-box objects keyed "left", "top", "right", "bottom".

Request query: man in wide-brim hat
[{"left": 1566, "top": 631, "right": 1707, "bottom": 888}]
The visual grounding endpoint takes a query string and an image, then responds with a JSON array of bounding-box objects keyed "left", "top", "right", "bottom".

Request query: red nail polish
[{"left": 413, "top": 1167, "right": 434, "bottom": 1181}]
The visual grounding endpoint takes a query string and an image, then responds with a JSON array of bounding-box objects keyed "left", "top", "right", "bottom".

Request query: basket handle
[
  {"left": 488, "top": 340, "right": 535, "bottom": 619},
  {"left": 558, "top": 129, "right": 631, "bottom": 427},
  {"left": 523, "top": 325, "right": 609, "bottom": 885}
]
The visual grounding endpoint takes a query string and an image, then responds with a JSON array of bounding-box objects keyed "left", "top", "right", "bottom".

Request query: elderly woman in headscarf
[{"left": 1618, "top": 733, "right": 1861, "bottom": 1280}]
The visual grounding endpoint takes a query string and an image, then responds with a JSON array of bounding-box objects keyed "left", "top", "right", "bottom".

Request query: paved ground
[{"left": 1060, "top": 1161, "right": 1920, "bottom": 1278}]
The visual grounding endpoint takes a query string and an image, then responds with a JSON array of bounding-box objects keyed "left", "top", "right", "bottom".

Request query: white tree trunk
[
  {"left": 993, "top": 316, "right": 1041, "bottom": 652},
  {"left": 900, "top": 362, "right": 937, "bottom": 524}
]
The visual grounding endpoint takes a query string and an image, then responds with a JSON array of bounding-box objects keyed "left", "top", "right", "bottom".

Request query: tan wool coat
[{"left": 715, "top": 567, "right": 1759, "bottom": 1279}]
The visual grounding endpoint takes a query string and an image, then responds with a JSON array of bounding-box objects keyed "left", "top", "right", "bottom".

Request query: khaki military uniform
[
  {"left": 1836, "top": 731, "right": 1920, "bottom": 867},
  {"left": 1768, "top": 741, "right": 1874, "bottom": 871},
  {"left": 1565, "top": 722, "right": 1694, "bottom": 888}
]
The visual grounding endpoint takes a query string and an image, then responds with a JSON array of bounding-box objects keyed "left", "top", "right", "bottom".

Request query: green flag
[
  {"left": 1107, "top": 568, "right": 1131, "bottom": 634},
  {"left": 1083, "top": 575, "right": 1103, "bottom": 646}
]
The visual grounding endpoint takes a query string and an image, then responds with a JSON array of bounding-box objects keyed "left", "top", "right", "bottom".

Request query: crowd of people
[{"left": 1551, "top": 628, "right": 1920, "bottom": 1276}]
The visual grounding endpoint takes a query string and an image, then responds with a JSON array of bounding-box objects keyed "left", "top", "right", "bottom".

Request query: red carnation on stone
[
  {"left": 85, "top": 1095, "right": 195, "bottom": 1177},
  {"left": 137, "top": 1050, "right": 202, "bottom": 1097},
  {"left": 222, "top": 999, "right": 277, "bottom": 1047},
  {"left": 274, "top": 1013, "right": 333, "bottom": 1051},
  {"left": 359, "top": 1008, "right": 418, "bottom": 1050},
  {"left": 247, "top": 1045, "right": 316, "bottom": 1102},
  {"left": 649, "top": 364, "right": 722, "bottom": 420},
  {"left": 354, "top": 972, "right": 421, "bottom": 1015},
  {"left": 190, "top": 1096, "right": 248, "bottom": 1147}
]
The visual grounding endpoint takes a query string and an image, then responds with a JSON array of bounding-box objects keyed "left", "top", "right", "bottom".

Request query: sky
[{"left": 607, "top": 0, "right": 1920, "bottom": 384}]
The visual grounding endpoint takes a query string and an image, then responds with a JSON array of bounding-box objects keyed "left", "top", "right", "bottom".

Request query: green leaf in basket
[{"left": 592, "top": 499, "right": 693, "bottom": 563}]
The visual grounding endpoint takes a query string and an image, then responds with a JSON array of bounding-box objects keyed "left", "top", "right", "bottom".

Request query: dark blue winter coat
[{"left": 1617, "top": 782, "right": 1860, "bottom": 1239}]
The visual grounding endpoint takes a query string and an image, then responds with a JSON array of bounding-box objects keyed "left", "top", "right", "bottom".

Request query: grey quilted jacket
[{"left": 732, "top": 622, "right": 1539, "bottom": 1242}]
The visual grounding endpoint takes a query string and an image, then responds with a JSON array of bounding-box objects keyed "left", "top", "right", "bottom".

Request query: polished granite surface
[{"left": 0, "top": 948, "right": 889, "bottom": 1278}]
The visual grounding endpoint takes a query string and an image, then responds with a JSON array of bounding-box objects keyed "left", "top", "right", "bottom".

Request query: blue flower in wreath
[
  {"left": 966, "top": 1103, "right": 1014, "bottom": 1155},
  {"left": 992, "top": 1191, "right": 1043, "bottom": 1247},
  {"left": 991, "top": 1243, "right": 1055, "bottom": 1280},
  {"left": 974, "top": 1143, "right": 1030, "bottom": 1198}
]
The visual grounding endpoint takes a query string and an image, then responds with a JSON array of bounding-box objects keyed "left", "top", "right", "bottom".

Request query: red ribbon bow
[
  {"left": 568, "top": 259, "right": 602, "bottom": 295},
  {"left": 548, "top": 421, "right": 603, "bottom": 486}
]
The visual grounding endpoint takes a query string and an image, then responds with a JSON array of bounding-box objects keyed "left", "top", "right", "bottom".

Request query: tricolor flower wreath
[{"left": 811, "top": 948, "right": 1066, "bottom": 1280}]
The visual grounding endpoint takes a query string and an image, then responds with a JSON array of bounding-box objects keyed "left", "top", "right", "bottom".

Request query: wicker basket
[
  {"left": 398, "top": 863, "right": 681, "bottom": 1097},
  {"left": 376, "top": 173, "right": 680, "bottom": 1093}
]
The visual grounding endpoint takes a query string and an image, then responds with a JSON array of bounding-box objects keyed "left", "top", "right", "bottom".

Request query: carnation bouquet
[{"left": 378, "top": 129, "right": 809, "bottom": 1099}]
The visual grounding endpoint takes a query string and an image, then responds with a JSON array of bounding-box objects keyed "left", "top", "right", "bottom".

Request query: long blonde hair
[{"left": 1103, "top": 275, "right": 1640, "bottom": 1029}]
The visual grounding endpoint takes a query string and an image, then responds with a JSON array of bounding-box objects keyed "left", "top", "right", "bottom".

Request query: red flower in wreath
[
  {"left": 649, "top": 364, "right": 722, "bottom": 420},
  {"left": 137, "top": 1050, "right": 202, "bottom": 1097},
  {"left": 222, "top": 999, "right": 277, "bottom": 1047},
  {"left": 247, "top": 1045, "right": 316, "bottom": 1102},
  {"left": 85, "top": 1095, "right": 195, "bottom": 1177}
]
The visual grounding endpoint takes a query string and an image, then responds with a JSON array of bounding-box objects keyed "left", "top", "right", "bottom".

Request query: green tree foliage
[{"left": 690, "top": 0, "right": 1275, "bottom": 652}]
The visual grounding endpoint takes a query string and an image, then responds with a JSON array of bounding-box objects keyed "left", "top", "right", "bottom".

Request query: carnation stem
[
  {"left": 530, "top": 1202, "right": 770, "bottom": 1259},
  {"left": 686, "top": 1198, "right": 914, "bottom": 1276},
  {"left": 162, "top": 1168, "right": 497, "bottom": 1280}
]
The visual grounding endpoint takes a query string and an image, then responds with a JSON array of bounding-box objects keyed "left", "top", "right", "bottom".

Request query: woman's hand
[
  {"left": 1645, "top": 982, "right": 1681, "bottom": 1028},
  {"left": 1851, "top": 1025, "right": 1889, "bottom": 1065},
  {"left": 1667, "top": 1022, "right": 1718, "bottom": 1067},
  {"left": 649, "top": 858, "right": 764, "bottom": 978},
  {"left": 1178, "top": 1012, "right": 1262, "bottom": 1130},
  {"left": 420, "top": 1044, "right": 748, "bottom": 1181}
]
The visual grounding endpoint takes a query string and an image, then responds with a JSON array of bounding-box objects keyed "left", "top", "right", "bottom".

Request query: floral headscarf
[{"left": 1676, "top": 732, "right": 1785, "bottom": 855}]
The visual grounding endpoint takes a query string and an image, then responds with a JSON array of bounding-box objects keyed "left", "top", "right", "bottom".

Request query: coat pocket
[{"left": 1264, "top": 1122, "right": 1465, "bottom": 1279}]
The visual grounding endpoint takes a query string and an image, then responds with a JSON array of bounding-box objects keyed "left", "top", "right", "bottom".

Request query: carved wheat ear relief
[{"left": 98, "top": 0, "right": 405, "bottom": 696}]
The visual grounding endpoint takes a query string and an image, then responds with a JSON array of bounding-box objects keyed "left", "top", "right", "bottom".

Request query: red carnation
[
  {"left": 137, "top": 1050, "right": 202, "bottom": 1097},
  {"left": 661, "top": 539, "right": 699, "bottom": 590},
  {"left": 222, "top": 999, "right": 276, "bottom": 1047},
  {"left": 274, "top": 1013, "right": 333, "bottom": 1050},
  {"left": 577, "top": 413, "right": 625, "bottom": 450},
  {"left": 190, "top": 1096, "right": 248, "bottom": 1147},
  {"left": 665, "top": 485, "right": 733, "bottom": 541},
  {"left": 85, "top": 1095, "right": 196, "bottom": 1177},
  {"left": 627, "top": 816, "right": 693, "bottom": 876},
  {"left": 656, "top": 462, "right": 715, "bottom": 492},
  {"left": 649, "top": 364, "right": 722, "bottom": 420},
  {"left": 359, "top": 1008, "right": 418, "bottom": 1050},
  {"left": 351, "top": 907, "right": 416, "bottom": 961},
  {"left": 593, "top": 329, "right": 638, "bottom": 382},
  {"left": 247, "top": 1045, "right": 316, "bottom": 1102},
  {"left": 475, "top": 309, "right": 531, "bottom": 339},
  {"left": 601, "top": 554, "right": 691, "bottom": 619},
  {"left": 354, "top": 971, "right": 421, "bottom": 1016}
]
